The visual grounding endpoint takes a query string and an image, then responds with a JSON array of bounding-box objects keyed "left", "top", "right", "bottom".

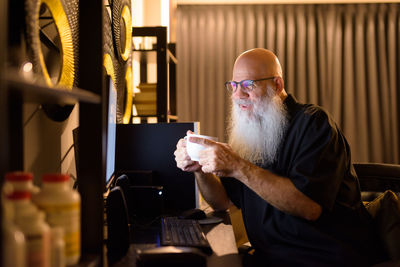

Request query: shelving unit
[
  {"left": 167, "top": 43, "right": 177, "bottom": 121},
  {"left": 4, "top": 69, "right": 101, "bottom": 104},
  {"left": 76, "top": 0, "right": 105, "bottom": 264},
  {"left": 0, "top": 0, "right": 106, "bottom": 265},
  {"left": 132, "top": 26, "right": 177, "bottom": 123},
  {"left": 0, "top": 0, "right": 8, "bottom": 259}
]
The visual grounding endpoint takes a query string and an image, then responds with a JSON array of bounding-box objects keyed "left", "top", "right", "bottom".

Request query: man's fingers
[
  {"left": 188, "top": 136, "right": 217, "bottom": 146},
  {"left": 175, "top": 150, "right": 191, "bottom": 161},
  {"left": 177, "top": 138, "right": 187, "bottom": 148}
]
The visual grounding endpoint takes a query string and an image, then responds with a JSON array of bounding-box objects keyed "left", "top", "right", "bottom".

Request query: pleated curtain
[{"left": 176, "top": 4, "right": 400, "bottom": 164}]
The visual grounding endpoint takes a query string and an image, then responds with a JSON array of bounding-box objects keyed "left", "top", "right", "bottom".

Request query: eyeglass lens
[{"left": 227, "top": 80, "right": 253, "bottom": 93}]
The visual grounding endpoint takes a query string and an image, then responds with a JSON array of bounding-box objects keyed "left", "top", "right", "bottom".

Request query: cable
[
  {"left": 60, "top": 143, "right": 74, "bottom": 166},
  {"left": 23, "top": 104, "right": 42, "bottom": 127},
  {"left": 58, "top": 144, "right": 74, "bottom": 176}
]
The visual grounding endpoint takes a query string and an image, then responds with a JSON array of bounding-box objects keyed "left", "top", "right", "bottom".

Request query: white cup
[{"left": 185, "top": 134, "right": 218, "bottom": 161}]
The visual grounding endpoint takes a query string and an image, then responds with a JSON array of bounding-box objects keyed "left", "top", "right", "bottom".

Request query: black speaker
[
  {"left": 106, "top": 186, "right": 130, "bottom": 263},
  {"left": 115, "top": 173, "right": 129, "bottom": 193}
]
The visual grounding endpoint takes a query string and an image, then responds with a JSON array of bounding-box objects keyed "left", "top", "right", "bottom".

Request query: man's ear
[{"left": 274, "top": 77, "right": 284, "bottom": 93}]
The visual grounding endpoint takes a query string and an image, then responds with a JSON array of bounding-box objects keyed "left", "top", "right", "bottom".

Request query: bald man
[{"left": 174, "top": 48, "right": 381, "bottom": 266}]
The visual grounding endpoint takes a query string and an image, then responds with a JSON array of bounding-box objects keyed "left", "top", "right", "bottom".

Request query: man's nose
[{"left": 233, "top": 85, "right": 249, "bottom": 98}]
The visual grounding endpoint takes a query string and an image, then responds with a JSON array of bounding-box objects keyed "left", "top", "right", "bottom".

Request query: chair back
[
  {"left": 354, "top": 163, "right": 400, "bottom": 193},
  {"left": 354, "top": 163, "right": 400, "bottom": 263}
]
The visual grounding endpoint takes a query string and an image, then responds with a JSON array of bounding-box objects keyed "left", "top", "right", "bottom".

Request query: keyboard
[{"left": 160, "top": 217, "right": 212, "bottom": 255}]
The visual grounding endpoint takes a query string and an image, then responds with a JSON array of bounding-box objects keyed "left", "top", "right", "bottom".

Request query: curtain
[{"left": 176, "top": 4, "right": 400, "bottom": 164}]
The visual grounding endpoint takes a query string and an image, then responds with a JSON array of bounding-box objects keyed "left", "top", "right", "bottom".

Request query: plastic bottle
[
  {"left": 4, "top": 171, "right": 39, "bottom": 194},
  {"left": 15, "top": 209, "right": 51, "bottom": 267},
  {"left": 32, "top": 173, "right": 81, "bottom": 266},
  {"left": 2, "top": 184, "right": 26, "bottom": 267},
  {"left": 7, "top": 191, "right": 39, "bottom": 223},
  {"left": 50, "top": 227, "right": 66, "bottom": 267},
  {"left": 7, "top": 189, "right": 50, "bottom": 267}
]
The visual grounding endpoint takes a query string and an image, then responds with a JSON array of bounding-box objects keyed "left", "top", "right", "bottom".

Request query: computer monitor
[
  {"left": 105, "top": 77, "right": 117, "bottom": 186},
  {"left": 73, "top": 76, "right": 116, "bottom": 192},
  {"left": 115, "top": 122, "right": 200, "bottom": 214}
]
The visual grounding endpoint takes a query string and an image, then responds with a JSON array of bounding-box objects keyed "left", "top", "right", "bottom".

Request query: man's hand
[
  {"left": 174, "top": 131, "right": 234, "bottom": 211},
  {"left": 174, "top": 131, "right": 202, "bottom": 172},
  {"left": 189, "top": 136, "right": 242, "bottom": 177}
]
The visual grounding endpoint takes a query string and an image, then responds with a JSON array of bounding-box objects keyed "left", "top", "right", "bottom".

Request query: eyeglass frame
[{"left": 225, "top": 76, "right": 276, "bottom": 94}]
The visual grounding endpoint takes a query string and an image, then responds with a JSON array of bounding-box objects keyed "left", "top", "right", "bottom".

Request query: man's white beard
[{"left": 228, "top": 93, "right": 288, "bottom": 165}]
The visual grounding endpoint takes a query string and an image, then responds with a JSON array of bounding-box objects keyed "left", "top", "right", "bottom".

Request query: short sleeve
[
  {"left": 220, "top": 177, "right": 242, "bottom": 209},
  {"left": 287, "top": 108, "right": 350, "bottom": 211}
]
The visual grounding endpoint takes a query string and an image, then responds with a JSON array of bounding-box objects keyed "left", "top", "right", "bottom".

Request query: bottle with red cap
[
  {"left": 14, "top": 208, "right": 51, "bottom": 267},
  {"left": 32, "top": 173, "right": 81, "bottom": 266},
  {"left": 2, "top": 182, "right": 27, "bottom": 267},
  {"left": 5, "top": 176, "right": 51, "bottom": 267},
  {"left": 4, "top": 171, "right": 39, "bottom": 195}
]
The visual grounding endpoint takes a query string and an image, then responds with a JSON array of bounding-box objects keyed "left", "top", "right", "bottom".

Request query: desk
[
  {"left": 112, "top": 211, "right": 242, "bottom": 267},
  {"left": 200, "top": 211, "right": 242, "bottom": 267}
]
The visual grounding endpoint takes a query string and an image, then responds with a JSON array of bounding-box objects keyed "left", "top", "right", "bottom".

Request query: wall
[{"left": 23, "top": 103, "right": 78, "bottom": 185}]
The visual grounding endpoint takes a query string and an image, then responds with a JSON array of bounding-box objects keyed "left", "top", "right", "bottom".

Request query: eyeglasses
[{"left": 225, "top": 77, "right": 275, "bottom": 94}]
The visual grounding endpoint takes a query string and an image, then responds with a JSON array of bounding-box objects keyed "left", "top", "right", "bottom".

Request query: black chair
[
  {"left": 354, "top": 163, "right": 400, "bottom": 195},
  {"left": 353, "top": 163, "right": 400, "bottom": 265}
]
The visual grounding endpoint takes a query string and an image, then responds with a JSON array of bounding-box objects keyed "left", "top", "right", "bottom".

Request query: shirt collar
[{"left": 283, "top": 94, "right": 303, "bottom": 122}]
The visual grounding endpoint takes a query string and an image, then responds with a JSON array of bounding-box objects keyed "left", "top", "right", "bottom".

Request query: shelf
[
  {"left": 136, "top": 83, "right": 157, "bottom": 91},
  {"left": 133, "top": 49, "right": 177, "bottom": 64},
  {"left": 168, "top": 114, "right": 178, "bottom": 121},
  {"left": 132, "top": 26, "right": 169, "bottom": 123},
  {"left": 133, "top": 49, "right": 157, "bottom": 52},
  {"left": 132, "top": 50, "right": 156, "bottom": 64},
  {"left": 4, "top": 69, "right": 101, "bottom": 105}
]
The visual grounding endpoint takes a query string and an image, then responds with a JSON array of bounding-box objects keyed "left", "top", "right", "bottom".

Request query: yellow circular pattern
[
  {"left": 37, "top": 0, "right": 75, "bottom": 88},
  {"left": 123, "top": 65, "right": 133, "bottom": 124},
  {"left": 120, "top": 5, "right": 132, "bottom": 61},
  {"left": 103, "top": 53, "right": 116, "bottom": 83}
]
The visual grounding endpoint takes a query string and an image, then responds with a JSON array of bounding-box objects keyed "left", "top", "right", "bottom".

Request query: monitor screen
[
  {"left": 115, "top": 122, "right": 200, "bottom": 213},
  {"left": 73, "top": 76, "right": 117, "bottom": 193},
  {"left": 106, "top": 77, "right": 117, "bottom": 185}
]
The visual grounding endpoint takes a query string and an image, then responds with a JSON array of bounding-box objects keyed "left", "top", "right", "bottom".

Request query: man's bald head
[{"left": 233, "top": 48, "right": 283, "bottom": 80}]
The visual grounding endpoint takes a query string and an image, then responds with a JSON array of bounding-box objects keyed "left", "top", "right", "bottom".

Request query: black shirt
[{"left": 221, "top": 95, "right": 380, "bottom": 266}]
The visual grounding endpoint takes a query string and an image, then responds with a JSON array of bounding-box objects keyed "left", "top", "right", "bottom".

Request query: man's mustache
[{"left": 234, "top": 99, "right": 253, "bottom": 106}]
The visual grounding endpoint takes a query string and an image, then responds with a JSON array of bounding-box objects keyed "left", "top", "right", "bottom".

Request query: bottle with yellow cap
[{"left": 32, "top": 173, "right": 81, "bottom": 266}]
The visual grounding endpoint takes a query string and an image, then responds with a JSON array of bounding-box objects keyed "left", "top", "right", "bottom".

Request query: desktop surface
[{"left": 111, "top": 210, "right": 242, "bottom": 267}]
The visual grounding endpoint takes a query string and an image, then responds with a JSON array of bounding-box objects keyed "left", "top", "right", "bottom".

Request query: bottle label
[
  {"left": 25, "top": 232, "right": 50, "bottom": 267},
  {"left": 36, "top": 202, "right": 81, "bottom": 262}
]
